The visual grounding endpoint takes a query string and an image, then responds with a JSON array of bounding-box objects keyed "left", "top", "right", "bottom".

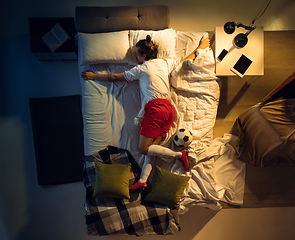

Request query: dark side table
[{"left": 29, "top": 17, "right": 78, "bottom": 61}]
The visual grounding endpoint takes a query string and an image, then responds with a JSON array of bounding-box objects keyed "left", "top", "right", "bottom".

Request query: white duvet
[
  {"left": 79, "top": 33, "right": 246, "bottom": 212},
  {"left": 158, "top": 48, "right": 246, "bottom": 212}
]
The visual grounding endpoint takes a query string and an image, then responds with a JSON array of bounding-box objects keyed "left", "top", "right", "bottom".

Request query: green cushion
[
  {"left": 92, "top": 162, "right": 131, "bottom": 199},
  {"left": 145, "top": 166, "right": 190, "bottom": 209}
]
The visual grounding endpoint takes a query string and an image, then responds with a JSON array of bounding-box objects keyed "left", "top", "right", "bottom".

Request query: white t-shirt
[
  {"left": 124, "top": 58, "right": 178, "bottom": 105},
  {"left": 123, "top": 58, "right": 179, "bottom": 125}
]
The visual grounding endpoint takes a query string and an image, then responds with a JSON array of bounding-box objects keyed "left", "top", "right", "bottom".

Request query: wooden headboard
[{"left": 75, "top": 5, "right": 170, "bottom": 33}]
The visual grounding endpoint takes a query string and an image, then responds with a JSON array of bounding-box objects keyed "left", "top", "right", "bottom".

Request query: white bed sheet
[{"left": 78, "top": 31, "right": 246, "bottom": 212}]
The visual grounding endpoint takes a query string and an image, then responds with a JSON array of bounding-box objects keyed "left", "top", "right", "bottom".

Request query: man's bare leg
[{"left": 129, "top": 135, "right": 189, "bottom": 190}]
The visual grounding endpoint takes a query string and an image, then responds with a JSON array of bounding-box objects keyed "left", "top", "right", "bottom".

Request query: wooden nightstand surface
[{"left": 215, "top": 26, "right": 264, "bottom": 77}]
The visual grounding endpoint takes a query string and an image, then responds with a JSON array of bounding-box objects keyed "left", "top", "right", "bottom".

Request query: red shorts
[{"left": 140, "top": 99, "right": 174, "bottom": 139}]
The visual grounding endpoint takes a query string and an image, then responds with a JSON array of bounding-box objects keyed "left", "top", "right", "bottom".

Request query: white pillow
[
  {"left": 128, "top": 29, "right": 177, "bottom": 64},
  {"left": 78, "top": 31, "right": 130, "bottom": 66},
  {"left": 175, "top": 31, "right": 208, "bottom": 60}
]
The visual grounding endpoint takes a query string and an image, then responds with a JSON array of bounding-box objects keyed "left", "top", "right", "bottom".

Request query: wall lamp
[{"left": 224, "top": 21, "right": 256, "bottom": 48}]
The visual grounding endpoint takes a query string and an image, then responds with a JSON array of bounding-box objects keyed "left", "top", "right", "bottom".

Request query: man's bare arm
[
  {"left": 180, "top": 36, "right": 210, "bottom": 62},
  {"left": 81, "top": 70, "right": 126, "bottom": 81}
]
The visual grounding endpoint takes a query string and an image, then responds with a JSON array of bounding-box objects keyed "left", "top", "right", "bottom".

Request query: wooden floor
[
  {"left": 212, "top": 31, "right": 295, "bottom": 209},
  {"left": 213, "top": 31, "right": 295, "bottom": 138}
]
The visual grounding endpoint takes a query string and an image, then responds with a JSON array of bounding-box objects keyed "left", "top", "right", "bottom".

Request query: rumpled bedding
[
  {"left": 79, "top": 46, "right": 246, "bottom": 213},
  {"left": 154, "top": 48, "right": 246, "bottom": 212},
  {"left": 180, "top": 134, "right": 246, "bottom": 212},
  {"left": 170, "top": 48, "right": 220, "bottom": 153}
]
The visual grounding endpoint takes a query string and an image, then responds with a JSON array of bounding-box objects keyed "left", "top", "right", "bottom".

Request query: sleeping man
[{"left": 81, "top": 35, "right": 210, "bottom": 190}]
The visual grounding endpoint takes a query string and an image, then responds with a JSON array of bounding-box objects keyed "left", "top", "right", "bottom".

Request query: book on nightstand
[{"left": 41, "top": 23, "right": 71, "bottom": 52}]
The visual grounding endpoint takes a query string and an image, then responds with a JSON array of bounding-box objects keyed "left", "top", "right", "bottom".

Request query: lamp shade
[
  {"left": 234, "top": 33, "right": 248, "bottom": 48},
  {"left": 224, "top": 21, "right": 236, "bottom": 34}
]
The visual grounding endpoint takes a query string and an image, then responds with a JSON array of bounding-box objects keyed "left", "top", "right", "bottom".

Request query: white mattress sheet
[
  {"left": 79, "top": 32, "right": 246, "bottom": 211},
  {"left": 80, "top": 64, "right": 143, "bottom": 157}
]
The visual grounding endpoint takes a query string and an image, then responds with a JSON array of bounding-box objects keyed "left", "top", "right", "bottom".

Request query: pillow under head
[{"left": 128, "top": 28, "right": 177, "bottom": 65}]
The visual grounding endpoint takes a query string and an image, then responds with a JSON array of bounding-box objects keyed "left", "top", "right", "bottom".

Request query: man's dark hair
[{"left": 136, "top": 35, "right": 158, "bottom": 60}]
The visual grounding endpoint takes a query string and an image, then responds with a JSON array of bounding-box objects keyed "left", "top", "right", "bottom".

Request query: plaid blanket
[{"left": 83, "top": 146, "right": 180, "bottom": 236}]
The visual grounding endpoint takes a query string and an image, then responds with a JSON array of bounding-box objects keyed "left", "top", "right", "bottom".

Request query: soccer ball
[{"left": 173, "top": 128, "right": 193, "bottom": 148}]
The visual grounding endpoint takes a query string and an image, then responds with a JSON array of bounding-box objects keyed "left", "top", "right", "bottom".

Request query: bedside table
[
  {"left": 29, "top": 18, "right": 77, "bottom": 61},
  {"left": 215, "top": 26, "right": 264, "bottom": 77}
]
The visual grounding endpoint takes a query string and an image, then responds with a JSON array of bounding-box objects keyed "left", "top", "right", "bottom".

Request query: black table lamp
[
  {"left": 224, "top": 21, "right": 256, "bottom": 48},
  {"left": 223, "top": 0, "right": 272, "bottom": 48}
]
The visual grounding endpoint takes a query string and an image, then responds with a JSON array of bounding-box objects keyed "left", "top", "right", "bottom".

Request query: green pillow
[
  {"left": 92, "top": 162, "right": 131, "bottom": 199},
  {"left": 144, "top": 166, "right": 190, "bottom": 209}
]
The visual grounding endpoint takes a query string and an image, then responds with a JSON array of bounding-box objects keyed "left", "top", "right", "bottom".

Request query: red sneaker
[
  {"left": 180, "top": 149, "right": 189, "bottom": 171},
  {"left": 129, "top": 181, "right": 147, "bottom": 190}
]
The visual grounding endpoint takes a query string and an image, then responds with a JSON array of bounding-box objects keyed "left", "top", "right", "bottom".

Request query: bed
[{"left": 75, "top": 5, "right": 246, "bottom": 236}]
